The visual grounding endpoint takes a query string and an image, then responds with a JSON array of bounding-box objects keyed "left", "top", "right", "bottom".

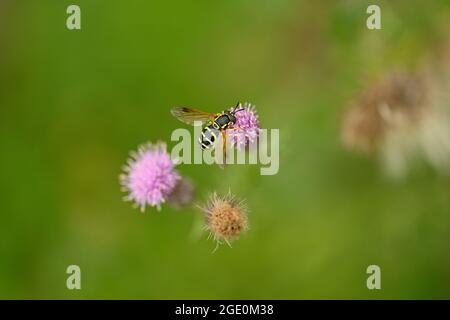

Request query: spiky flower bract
[
  {"left": 229, "top": 102, "right": 261, "bottom": 150},
  {"left": 120, "top": 142, "right": 180, "bottom": 211},
  {"left": 199, "top": 191, "right": 248, "bottom": 248}
]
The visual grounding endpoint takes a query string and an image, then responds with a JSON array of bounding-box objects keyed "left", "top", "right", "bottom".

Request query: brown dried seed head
[
  {"left": 201, "top": 192, "right": 248, "bottom": 243},
  {"left": 342, "top": 72, "right": 431, "bottom": 153},
  {"left": 167, "top": 177, "right": 195, "bottom": 210}
]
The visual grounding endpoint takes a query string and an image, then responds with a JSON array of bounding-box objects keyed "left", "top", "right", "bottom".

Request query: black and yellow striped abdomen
[
  {"left": 199, "top": 125, "right": 220, "bottom": 150},
  {"left": 198, "top": 112, "right": 237, "bottom": 150}
]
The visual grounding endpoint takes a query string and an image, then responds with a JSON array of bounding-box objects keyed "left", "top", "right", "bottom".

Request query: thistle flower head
[
  {"left": 166, "top": 177, "right": 195, "bottom": 210},
  {"left": 120, "top": 142, "right": 180, "bottom": 211},
  {"left": 229, "top": 102, "right": 261, "bottom": 149},
  {"left": 341, "top": 71, "right": 450, "bottom": 178},
  {"left": 199, "top": 191, "right": 248, "bottom": 247},
  {"left": 342, "top": 72, "right": 430, "bottom": 153}
]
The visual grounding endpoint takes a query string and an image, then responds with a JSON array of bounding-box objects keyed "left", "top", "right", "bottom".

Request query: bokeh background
[{"left": 1, "top": 0, "right": 450, "bottom": 299}]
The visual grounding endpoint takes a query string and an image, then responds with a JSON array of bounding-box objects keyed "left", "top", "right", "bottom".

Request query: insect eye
[{"left": 210, "top": 136, "right": 215, "bottom": 142}]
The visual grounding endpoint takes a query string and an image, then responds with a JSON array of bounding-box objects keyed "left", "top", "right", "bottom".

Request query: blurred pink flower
[
  {"left": 120, "top": 142, "right": 180, "bottom": 211},
  {"left": 229, "top": 102, "right": 261, "bottom": 149}
]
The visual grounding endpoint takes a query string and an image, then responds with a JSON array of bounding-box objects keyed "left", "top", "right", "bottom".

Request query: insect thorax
[
  {"left": 198, "top": 112, "right": 236, "bottom": 150},
  {"left": 214, "top": 113, "right": 235, "bottom": 129}
]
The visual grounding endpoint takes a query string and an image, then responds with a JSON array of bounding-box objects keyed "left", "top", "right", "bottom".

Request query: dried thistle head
[
  {"left": 342, "top": 72, "right": 431, "bottom": 153},
  {"left": 199, "top": 191, "right": 249, "bottom": 247},
  {"left": 342, "top": 70, "right": 450, "bottom": 177},
  {"left": 166, "top": 177, "right": 195, "bottom": 210}
]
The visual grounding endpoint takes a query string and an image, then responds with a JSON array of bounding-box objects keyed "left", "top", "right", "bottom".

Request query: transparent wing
[{"left": 171, "top": 107, "right": 216, "bottom": 126}]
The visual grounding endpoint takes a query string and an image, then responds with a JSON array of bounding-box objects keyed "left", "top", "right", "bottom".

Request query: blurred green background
[{"left": 1, "top": 0, "right": 450, "bottom": 299}]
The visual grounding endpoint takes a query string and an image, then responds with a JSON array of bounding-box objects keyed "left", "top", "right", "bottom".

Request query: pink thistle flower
[
  {"left": 120, "top": 142, "right": 180, "bottom": 212},
  {"left": 229, "top": 102, "right": 261, "bottom": 150}
]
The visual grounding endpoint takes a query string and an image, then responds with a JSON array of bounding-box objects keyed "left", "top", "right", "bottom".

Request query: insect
[{"left": 171, "top": 103, "right": 244, "bottom": 156}]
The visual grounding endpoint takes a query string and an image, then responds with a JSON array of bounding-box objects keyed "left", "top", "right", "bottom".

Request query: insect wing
[{"left": 171, "top": 107, "right": 216, "bottom": 126}]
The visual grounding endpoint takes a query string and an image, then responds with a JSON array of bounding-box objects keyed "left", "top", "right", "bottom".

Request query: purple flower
[
  {"left": 229, "top": 102, "right": 261, "bottom": 149},
  {"left": 120, "top": 142, "right": 180, "bottom": 211}
]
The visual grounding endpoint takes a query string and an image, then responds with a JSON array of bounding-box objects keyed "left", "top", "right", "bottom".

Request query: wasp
[{"left": 171, "top": 103, "right": 244, "bottom": 157}]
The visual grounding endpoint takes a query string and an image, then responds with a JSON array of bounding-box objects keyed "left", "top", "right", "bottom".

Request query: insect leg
[{"left": 220, "top": 130, "right": 227, "bottom": 168}]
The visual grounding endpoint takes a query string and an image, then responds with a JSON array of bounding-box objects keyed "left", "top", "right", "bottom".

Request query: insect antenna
[{"left": 231, "top": 101, "right": 244, "bottom": 113}]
